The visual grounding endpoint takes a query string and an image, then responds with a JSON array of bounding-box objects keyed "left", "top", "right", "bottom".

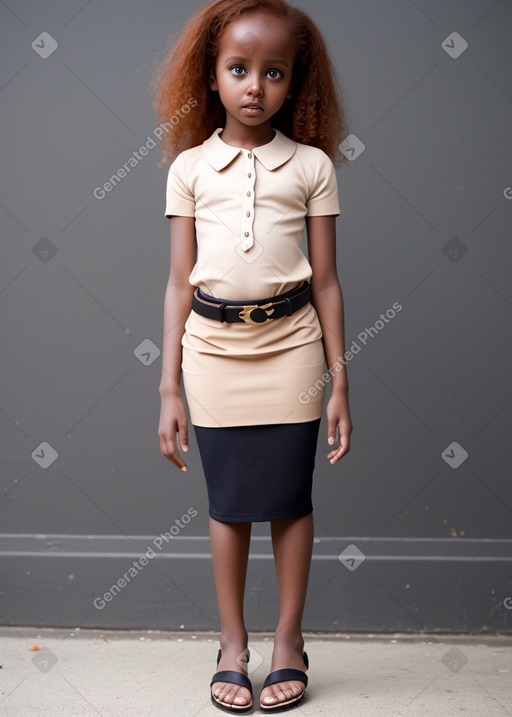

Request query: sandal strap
[
  {"left": 216, "top": 648, "right": 250, "bottom": 666},
  {"left": 210, "top": 669, "right": 253, "bottom": 696},
  {"left": 262, "top": 668, "right": 308, "bottom": 689}
]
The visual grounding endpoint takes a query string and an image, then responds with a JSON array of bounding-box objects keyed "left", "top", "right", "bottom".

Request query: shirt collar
[{"left": 202, "top": 127, "right": 296, "bottom": 171}]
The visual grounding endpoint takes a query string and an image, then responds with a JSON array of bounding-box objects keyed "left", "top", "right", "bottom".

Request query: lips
[{"left": 243, "top": 104, "right": 263, "bottom": 109}]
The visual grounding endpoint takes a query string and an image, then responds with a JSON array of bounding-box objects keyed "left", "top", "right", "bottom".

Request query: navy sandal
[
  {"left": 210, "top": 648, "right": 253, "bottom": 713},
  {"left": 259, "top": 651, "right": 309, "bottom": 712}
]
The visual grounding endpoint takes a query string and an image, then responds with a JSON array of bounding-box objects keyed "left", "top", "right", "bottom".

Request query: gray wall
[{"left": 1, "top": 0, "right": 511, "bottom": 634}]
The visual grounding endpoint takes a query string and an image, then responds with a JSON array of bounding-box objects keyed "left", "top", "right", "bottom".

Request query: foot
[
  {"left": 260, "top": 639, "right": 308, "bottom": 709},
  {"left": 211, "top": 644, "right": 252, "bottom": 709}
]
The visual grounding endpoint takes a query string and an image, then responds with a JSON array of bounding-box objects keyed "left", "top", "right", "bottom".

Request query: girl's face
[{"left": 209, "top": 12, "right": 296, "bottom": 133}]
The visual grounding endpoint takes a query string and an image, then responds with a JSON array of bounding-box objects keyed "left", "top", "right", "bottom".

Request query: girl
[{"left": 153, "top": 0, "right": 353, "bottom": 711}]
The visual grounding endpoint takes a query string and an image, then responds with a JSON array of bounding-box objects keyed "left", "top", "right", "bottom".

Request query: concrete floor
[{"left": 0, "top": 628, "right": 511, "bottom": 716}]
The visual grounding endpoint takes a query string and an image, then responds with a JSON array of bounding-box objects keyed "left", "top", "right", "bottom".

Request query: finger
[
  {"left": 160, "top": 433, "right": 188, "bottom": 471},
  {"left": 336, "top": 427, "right": 351, "bottom": 456},
  {"left": 169, "top": 452, "right": 188, "bottom": 472},
  {"left": 327, "top": 428, "right": 351, "bottom": 463},
  {"left": 326, "top": 414, "right": 338, "bottom": 446},
  {"left": 166, "top": 440, "right": 187, "bottom": 471},
  {"left": 328, "top": 441, "right": 349, "bottom": 463},
  {"left": 178, "top": 417, "right": 189, "bottom": 453},
  {"left": 159, "top": 433, "right": 169, "bottom": 458},
  {"left": 327, "top": 446, "right": 344, "bottom": 464}
]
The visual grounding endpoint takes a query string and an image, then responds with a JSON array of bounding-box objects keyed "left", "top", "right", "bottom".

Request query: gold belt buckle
[{"left": 238, "top": 302, "right": 275, "bottom": 325}]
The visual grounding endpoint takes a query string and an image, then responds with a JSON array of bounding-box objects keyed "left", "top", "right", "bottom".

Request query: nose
[{"left": 247, "top": 73, "right": 263, "bottom": 97}]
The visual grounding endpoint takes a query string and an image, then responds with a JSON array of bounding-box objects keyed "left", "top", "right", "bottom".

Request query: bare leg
[
  {"left": 209, "top": 516, "right": 252, "bottom": 707},
  {"left": 260, "top": 513, "right": 313, "bottom": 708}
]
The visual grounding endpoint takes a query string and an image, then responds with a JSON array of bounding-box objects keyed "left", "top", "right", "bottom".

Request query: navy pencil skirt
[{"left": 193, "top": 418, "right": 321, "bottom": 523}]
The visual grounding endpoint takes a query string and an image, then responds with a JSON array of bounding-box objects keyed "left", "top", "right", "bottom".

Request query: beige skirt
[{"left": 181, "top": 302, "right": 326, "bottom": 427}]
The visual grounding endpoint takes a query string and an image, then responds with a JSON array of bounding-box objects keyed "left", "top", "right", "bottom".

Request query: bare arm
[
  {"left": 158, "top": 215, "right": 196, "bottom": 471},
  {"left": 306, "top": 214, "right": 353, "bottom": 462}
]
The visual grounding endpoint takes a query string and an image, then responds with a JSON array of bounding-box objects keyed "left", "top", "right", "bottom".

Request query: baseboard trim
[
  {"left": 1, "top": 534, "right": 511, "bottom": 561},
  {"left": 2, "top": 535, "right": 511, "bottom": 632}
]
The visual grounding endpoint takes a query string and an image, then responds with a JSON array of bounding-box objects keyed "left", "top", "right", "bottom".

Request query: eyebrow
[{"left": 224, "top": 55, "right": 289, "bottom": 67}]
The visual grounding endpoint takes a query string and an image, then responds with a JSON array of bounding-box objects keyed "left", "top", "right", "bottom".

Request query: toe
[
  {"left": 286, "top": 680, "right": 304, "bottom": 698},
  {"left": 233, "top": 687, "right": 251, "bottom": 706},
  {"left": 232, "top": 685, "right": 251, "bottom": 706},
  {"left": 213, "top": 682, "right": 251, "bottom": 707},
  {"left": 260, "top": 687, "right": 277, "bottom": 706},
  {"left": 261, "top": 684, "right": 282, "bottom": 706},
  {"left": 261, "top": 680, "right": 304, "bottom": 706}
]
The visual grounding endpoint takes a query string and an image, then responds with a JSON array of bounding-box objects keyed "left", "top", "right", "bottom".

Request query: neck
[{"left": 219, "top": 119, "right": 275, "bottom": 150}]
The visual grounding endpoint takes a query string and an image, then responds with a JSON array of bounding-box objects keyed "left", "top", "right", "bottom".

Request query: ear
[{"left": 209, "top": 74, "right": 218, "bottom": 91}]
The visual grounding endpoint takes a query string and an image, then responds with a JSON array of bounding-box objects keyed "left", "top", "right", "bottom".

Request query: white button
[{"left": 242, "top": 154, "right": 255, "bottom": 250}]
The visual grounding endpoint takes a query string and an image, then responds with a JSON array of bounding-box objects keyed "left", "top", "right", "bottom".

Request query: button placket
[{"left": 240, "top": 150, "right": 256, "bottom": 251}]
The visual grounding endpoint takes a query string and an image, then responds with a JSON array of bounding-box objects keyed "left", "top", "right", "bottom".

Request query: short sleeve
[
  {"left": 164, "top": 152, "right": 195, "bottom": 219},
  {"left": 306, "top": 151, "right": 340, "bottom": 217}
]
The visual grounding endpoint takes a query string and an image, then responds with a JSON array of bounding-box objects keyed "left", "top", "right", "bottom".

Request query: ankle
[
  {"left": 219, "top": 630, "right": 248, "bottom": 655},
  {"left": 273, "top": 631, "right": 304, "bottom": 652}
]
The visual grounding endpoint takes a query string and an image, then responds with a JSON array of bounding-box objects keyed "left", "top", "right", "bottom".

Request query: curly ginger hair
[{"left": 150, "top": 0, "right": 349, "bottom": 167}]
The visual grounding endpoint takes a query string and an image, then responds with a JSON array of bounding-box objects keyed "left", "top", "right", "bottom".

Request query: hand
[
  {"left": 326, "top": 389, "right": 353, "bottom": 464},
  {"left": 158, "top": 392, "right": 189, "bottom": 472}
]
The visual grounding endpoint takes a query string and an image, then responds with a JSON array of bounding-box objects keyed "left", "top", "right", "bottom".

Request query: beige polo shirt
[
  {"left": 164, "top": 127, "right": 341, "bottom": 426},
  {"left": 165, "top": 127, "right": 340, "bottom": 301}
]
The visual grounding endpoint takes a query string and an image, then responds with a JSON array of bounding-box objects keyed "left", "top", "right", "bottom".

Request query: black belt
[{"left": 192, "top": 281, "right": 311, "bottom": 324}]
